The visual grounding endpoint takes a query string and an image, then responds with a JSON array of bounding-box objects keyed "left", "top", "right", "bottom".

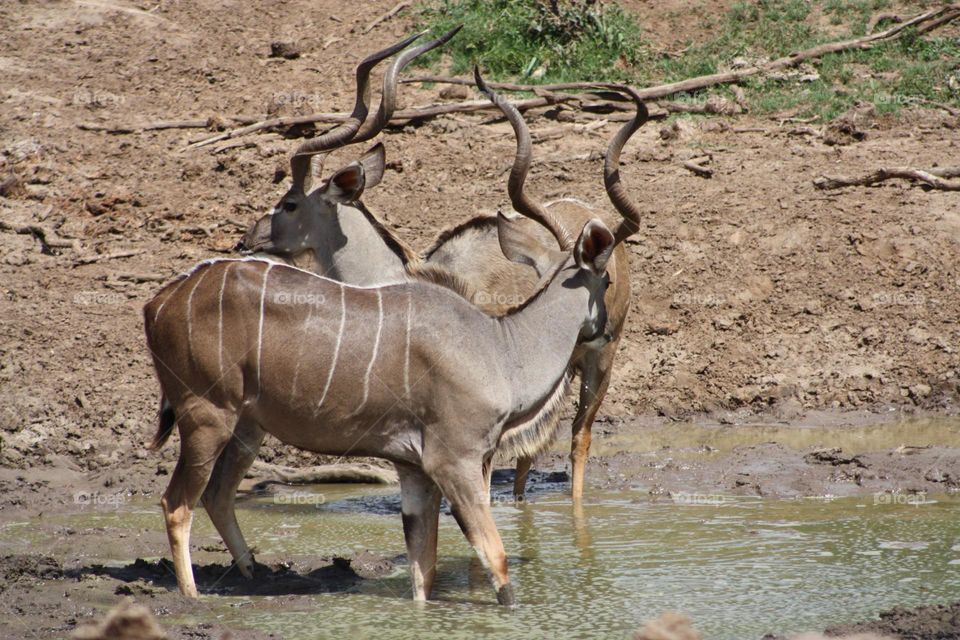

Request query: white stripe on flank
[
  {"left": 350, "top": 289, "right": 383, "bottom": 417},
  {"left": 315, "top": 284, "right": 345, "bottom": 415},
  {"left": 152, "top": 277, "right": 188, "bottom": 324},
  {"left": 255, "top": 263, "right": 273, "bottom": 398},
  {"left": 217, "top": 263, "right": 231, "bottom": 379},
  {"left": 404, "top": 290, "right": 412, "bottom": 400},
  {"left": 290, "top": 301, "right": 313, "bottom": 402},
  {"left": 186, "top": 265, "right": 211, "bottom": 354}
]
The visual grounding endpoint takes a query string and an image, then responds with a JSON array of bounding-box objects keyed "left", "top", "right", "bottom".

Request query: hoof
[{"left": 496, "top": 583, "right": 516, "bottom": 607}]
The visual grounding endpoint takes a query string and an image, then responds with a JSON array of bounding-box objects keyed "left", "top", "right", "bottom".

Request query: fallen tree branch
[
  {"left": 250, "top": 460, "right": 398, "bottom": 485},
  {"left": 0, "top": 221, "right": 78, "bottom": 255},
  {"left": 185, "top": 94, "right": 578, "bottom": 149},
  {"left": 78, "top": 117, "right": 258, "bottom": 134},
  {"left": 814, "top": 166, "right": 960, "bottom": 191},
  {"left": 74, "top": 249, "right": 146, "bottom": 266},
  {"left": 363, "top": 1, "right": 410, "bottom": 34},
  {"left": 682, "top": 159, "right": 714, "bottom": 178}
]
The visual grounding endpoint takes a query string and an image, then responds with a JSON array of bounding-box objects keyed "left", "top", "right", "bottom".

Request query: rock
[
  {"left": 908, "top": 384, "right": 931, "bottom": 401},
  {"left": 269, "top": 41, "right": 301, "bottom": 60}
]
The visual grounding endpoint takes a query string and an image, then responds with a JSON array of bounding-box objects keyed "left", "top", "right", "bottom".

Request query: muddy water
[
  {"left": 586, "top": 416, "right": 960, "bottom": 458},
  {"left": 28, "top": 484, "right": 960, "bottom": 640}
]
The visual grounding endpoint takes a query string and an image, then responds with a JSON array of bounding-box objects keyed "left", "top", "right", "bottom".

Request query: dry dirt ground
[{"left": 1, "top": 1, "right": 959, "bottom": 638}]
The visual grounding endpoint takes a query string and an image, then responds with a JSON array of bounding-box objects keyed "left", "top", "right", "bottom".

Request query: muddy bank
[{"left": 0, "top": 550, "right": 397, "bottom": 640}]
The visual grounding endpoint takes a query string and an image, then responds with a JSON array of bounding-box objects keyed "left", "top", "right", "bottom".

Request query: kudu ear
[
  {"left": 574, "top": 219, "right": 615, "bottom": 275},
  {"left": 359, "top": 143, "right": 386, "bottom": 191},
  {"left": 324, "top": 163, "right": 366, "bottom": 202},
  {"left": 496, "top": 213, "right": 555, "bottom": 278}
]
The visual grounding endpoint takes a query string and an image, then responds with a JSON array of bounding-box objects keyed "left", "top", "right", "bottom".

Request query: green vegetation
[{"left": 414, "top": 0, "right": 960, "bottom": 121}]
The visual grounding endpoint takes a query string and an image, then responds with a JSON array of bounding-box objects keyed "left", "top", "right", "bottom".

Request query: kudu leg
[
  {"left": 432, "top": 463, "right": 515, "bottom": 606},
  {"left": 396, "top": 464, "right": 441, "bottom": 601},
  {"left": 200, "top": 418, "right": 265, "bottom": 579},
  {"left": 570, "top": 346, "right": 617, "bottom": 500},
  {"left": 512, "top": 456, "right": 533, "bottom": 500},
  {"left": 161, "top": 405, "right": 233, "bottom": 598}
]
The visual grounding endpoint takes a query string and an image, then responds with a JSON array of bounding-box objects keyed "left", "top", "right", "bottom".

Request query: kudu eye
[{"left": 282, "top": 201, "right": 297, "bottom": 212}]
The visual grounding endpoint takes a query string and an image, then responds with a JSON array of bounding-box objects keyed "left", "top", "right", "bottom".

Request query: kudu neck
[{"left": 497, "top": 263, "right": 586, "bottom": 412}]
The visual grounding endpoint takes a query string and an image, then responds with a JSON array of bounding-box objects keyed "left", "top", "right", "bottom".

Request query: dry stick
[
  {"left": 74, "top": 249, "right": 146, "bottom": 266},
  {"left": 185, "top": 94, "right": 578, "bottom": 149},
  {"left": 77, "top": 117, "right": 260, "bottom": 134},
  {"left": 403, "top": 4, "right": 960, "bottom": 101},
  {"left": 0, "top": 221, "right": 77, "bottom": 254},
  {"left": 682, "top": 160, "right": 714, "bottom": 178},
  {"left": 363, "top": 1, "right": 411, "bottom": 34},
  {"left": 814, "top": 167, "right": 960, "bottom": 191}
]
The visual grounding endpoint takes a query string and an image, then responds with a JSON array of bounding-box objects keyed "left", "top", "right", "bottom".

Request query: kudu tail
[{"left": 148, "top": 396, "right": 176, "bottom": 450}]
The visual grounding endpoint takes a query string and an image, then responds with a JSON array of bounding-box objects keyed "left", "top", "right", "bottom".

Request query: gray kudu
[
  {"left": 143, "top": 75, "right": 633, "bottom": 606},
  {"left": 242, "top": 32, "right": 648, "bottom": 500}
]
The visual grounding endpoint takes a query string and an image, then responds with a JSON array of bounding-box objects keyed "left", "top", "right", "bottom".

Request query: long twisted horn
[
  {"left": 474, "top": 66, "right": 573, "bottom": 251},
  {"left": 603, "top": 85, "right": 648, "bottom": 245},
  {"left": 289, "top": 31, "right": 423, "bottom": 192},
  {"left": 352, "top": 25, "right": 463, "bottom": 144}
]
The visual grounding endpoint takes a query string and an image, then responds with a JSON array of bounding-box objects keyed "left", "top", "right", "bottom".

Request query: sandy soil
[{"left": 1, "top": 1, "right": 959, "bottom": 638}]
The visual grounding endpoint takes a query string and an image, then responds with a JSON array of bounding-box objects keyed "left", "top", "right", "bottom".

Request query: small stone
[{"left": 269, "top": 41, "right": 301, "bottom": 60}]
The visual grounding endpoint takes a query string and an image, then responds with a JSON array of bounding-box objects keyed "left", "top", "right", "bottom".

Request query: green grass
[
  {"left": 414, "top": 0, "right": 645, "bottom": 83},
  {"left": 414, "top": 0, "right": 960, "bottom": 121}
]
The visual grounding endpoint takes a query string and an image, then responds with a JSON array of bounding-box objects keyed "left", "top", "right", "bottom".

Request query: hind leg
[
  {"left": 570, "top": 345, "right": 616, "bottom": 500},
  {"left": 161, "top": 402, "right": 233, "bottom": 598},
  {"left": 396, "top": 464, "right": 441, "bottom": 601},
  {"left": 200, "top": 417, "right": 265, "bottom": 579}
]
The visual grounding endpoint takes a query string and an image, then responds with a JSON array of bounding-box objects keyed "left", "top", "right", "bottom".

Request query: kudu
[
  {"left": 144, "top": 73, "right": 628, "bottom": 601},
  {"left": 243, "top": 46, "right": 649, "bottom": 499}
]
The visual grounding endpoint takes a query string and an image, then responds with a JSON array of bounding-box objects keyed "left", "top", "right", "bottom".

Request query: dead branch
[
  {"left": 74, "top": 249, "right": 146, "bottom": 266},
  {"left": 363, "top": 1, "right": 411, "bottom": 34},
  {"left": 867, "top": 12, "right": 902, "bottom": 33},
  {"left": 78, "top": 117, "right": 257, "bottom": 134},
  {"left": 531, "top": 119, "right": 608, "bottom": 142},
  {"left": 185, "top": 94, "right": 578, "bottom": 149},
  {"left": 0, "top": 221, "right": 78, "bottom": 255},
  {"left": 682, "top": 159, "right": 714, "bottom": 178},
  {"left": 114, "top": 272, "right": 169, "bottom": 283},
  {"left": 814, "top": 166, "right": 960, "bottom": 191},
  {"left": 250, "top": 460, "right": 399, "bottom": 485},
  {"left": 403, "top": 5, "right": 960, "bottom": 102}
]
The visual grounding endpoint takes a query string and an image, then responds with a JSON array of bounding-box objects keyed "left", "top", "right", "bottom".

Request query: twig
[
  {"left": 0, "top": 221, "right": 78, "bottom": 255},
  {"left": 867, "top": 12, "right": 902, "bottom": 33},
  {"left": 74, "top": 249, "right": 146, "bottom": 266},
  {"left": 186, "top": 94, "right": 578, "bottom": 149},
  {"left": 531, "top": 119, "right": 608, "bottom": 142},
  {"left": 114, "top": 272, "right": 169, "bottom": 283},
  {"left": 363, "top": 1, "right": 411, "bottom": 34},
  {"left": 814, "top": 166, "right": 960, "bottom": 191},
  {"left": 77, "top": 117, "right": 254, "bottom": 134},
  {"left": 682, "top": 159, "right": 714, "bottom": 178}
]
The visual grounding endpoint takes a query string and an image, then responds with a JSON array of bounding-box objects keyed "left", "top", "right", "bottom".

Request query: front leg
[{"left": 396, "top": 464, "right": 441, "bottom": 601}]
